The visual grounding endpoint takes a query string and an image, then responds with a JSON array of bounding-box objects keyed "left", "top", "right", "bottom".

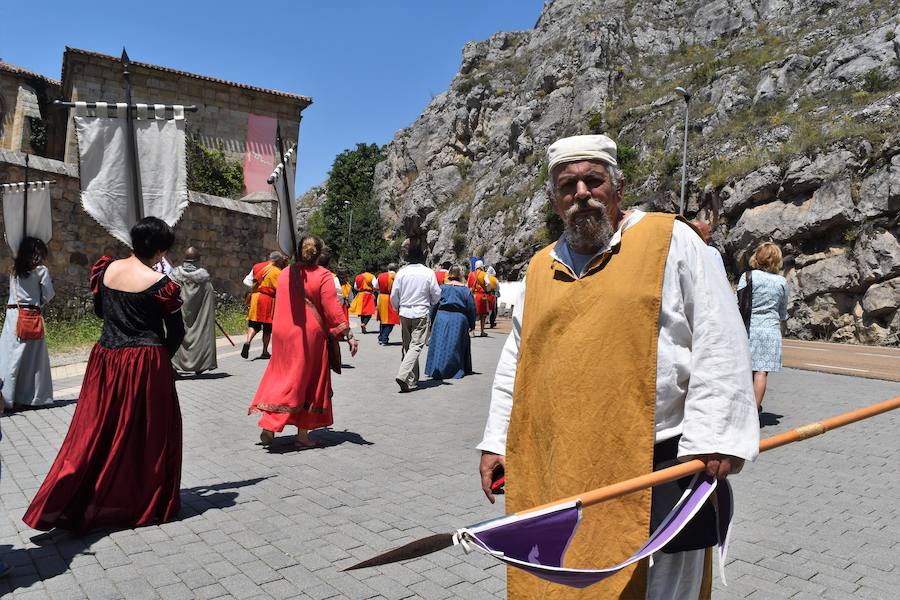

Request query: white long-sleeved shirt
[
  {"left": 477, "top": 210, "right": 760, "bottom": 462},
  {"left": 390, "top": 263, "right": 441, "bottom": 319}
]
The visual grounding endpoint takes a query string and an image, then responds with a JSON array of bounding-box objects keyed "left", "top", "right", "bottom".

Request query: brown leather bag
[
  {"left": 13, "top": 276, "right": 44, "bottom": 341},
  {"left": 292, "top": 266, "right": 342, "bottom": 374},
  {"left": 737, "top": 270, "right": 753, "bottom": 332}
]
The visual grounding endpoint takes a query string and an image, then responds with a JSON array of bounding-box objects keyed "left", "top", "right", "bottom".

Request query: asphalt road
[{"left": 783, "top": 339, "right": 900, "bottom": 382}]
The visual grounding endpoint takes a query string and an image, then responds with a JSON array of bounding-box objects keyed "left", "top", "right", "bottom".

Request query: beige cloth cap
[{"left": 547, "top": 134, "right": 618, "bottom": 174}]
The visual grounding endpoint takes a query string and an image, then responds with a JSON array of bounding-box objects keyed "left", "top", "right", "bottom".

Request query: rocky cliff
[{"left": 317, "top": 0, "right": 900, "bottom": 344}]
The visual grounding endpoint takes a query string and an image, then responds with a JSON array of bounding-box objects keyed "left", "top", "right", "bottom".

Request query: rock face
[{"left": 318, "top": 0, "right": 900, "bottom": 344}]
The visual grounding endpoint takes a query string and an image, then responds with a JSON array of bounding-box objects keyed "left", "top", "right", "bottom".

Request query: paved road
[
  {"left": 1, "top": 324, "right": 899, "bottom": 599},
  {"left": 783, "top": 339, "right": 900, "bottom": 382}
]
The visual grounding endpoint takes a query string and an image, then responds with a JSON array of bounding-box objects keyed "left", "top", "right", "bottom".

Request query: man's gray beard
[{"left": 564, "top": 204, "right": 614, "bottom": 255}]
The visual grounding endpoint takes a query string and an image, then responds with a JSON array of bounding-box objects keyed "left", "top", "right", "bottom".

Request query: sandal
[{"left": 260, "top": 430, "right": 275, "bottom": 445}]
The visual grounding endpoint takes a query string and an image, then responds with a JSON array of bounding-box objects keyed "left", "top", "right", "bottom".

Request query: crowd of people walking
[{"left": 0, "top": 144, "right": 792, "bottom": 595}]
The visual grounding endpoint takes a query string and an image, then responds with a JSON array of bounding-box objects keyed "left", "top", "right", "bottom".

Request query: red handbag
[{"left": 13, "top": 277, "right": 44, "bottom": 341}]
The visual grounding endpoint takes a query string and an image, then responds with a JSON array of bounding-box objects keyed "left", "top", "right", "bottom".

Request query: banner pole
[
  {"left": 121, "top": 48, "right": 144, "bottom": 221},
  {"left": 274, "top": 122, "right": 297, "bottom": 258},
  {"left": 22, "top": 154, "right": 29, "bottom": 246}
]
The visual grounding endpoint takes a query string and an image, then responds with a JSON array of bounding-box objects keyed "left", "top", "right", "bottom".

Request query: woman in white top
[{"left": 0, "top": 237, "right": 55, "bottom": 411}]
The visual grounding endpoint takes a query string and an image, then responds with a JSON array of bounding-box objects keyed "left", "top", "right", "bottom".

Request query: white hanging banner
[
  {"left": 2, "top": 182, "right": 53, "bottom": 254},
  {"left": 74, "top": 104, "right": 188, "bottom": 247},
  {"left": 270, "top": 143, "right": 297, "bottom": 258}
]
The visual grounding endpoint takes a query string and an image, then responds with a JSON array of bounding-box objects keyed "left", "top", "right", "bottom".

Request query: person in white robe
[
  {"left": 170, "top": 247, "right": 217, "bottom": 374},
  {"left": 477, "top": 134, "right": 759, "bottom": 599},
  {"left": 1, "top": 237, "right": 55, "bottom": 411}
]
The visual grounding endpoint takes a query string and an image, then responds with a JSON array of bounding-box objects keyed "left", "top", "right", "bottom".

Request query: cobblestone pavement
[{"left": 1, "top": 324, "right": 899, "bottom": 599}]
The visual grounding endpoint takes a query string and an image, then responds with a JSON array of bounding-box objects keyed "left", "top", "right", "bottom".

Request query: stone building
[
  {"left": 0, "top": 48, "right": 312, "bottom": 305},
  {"left": 0, "top": 61, "right": 66, "bottom": 158},
  {"left": 59, "top": 48, "right": 310, "bottom": 170}
]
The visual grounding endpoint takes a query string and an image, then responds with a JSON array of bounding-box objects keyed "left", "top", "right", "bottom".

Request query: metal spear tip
[
  {"left": 343, "top": 533, "right": 455, "bottom": 571},
  {"left": 674, "top": 86, "right": 691, "bottom": 101}
]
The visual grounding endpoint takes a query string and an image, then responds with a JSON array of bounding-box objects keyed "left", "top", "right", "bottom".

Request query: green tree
[
  {"left": 318, "top": 143, "right": 393, "bottom": 273},
  {"left": 186, "top": 134, "right": 244, "bottom": 198}
]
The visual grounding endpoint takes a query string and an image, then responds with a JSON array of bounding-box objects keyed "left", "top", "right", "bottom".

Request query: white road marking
[
  {"left": 784, "top": 346, "right": 829, "bottom": 352},
  {"left": 857, "top": 352, "right": 900, "bottom": 359},
  {"left": 804, "top": 363, "right": 870, "bottom": 373}
]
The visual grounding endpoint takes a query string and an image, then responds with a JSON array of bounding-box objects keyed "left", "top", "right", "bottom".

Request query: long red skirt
[{"left": 23, "top": 344, "right": 182, "bottom": 532}]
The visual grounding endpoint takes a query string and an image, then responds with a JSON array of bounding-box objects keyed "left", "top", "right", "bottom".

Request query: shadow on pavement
[
  {"left": 179, "top": 477, "right": 271, "bottom": 517},
  {"left": 415, "top": 379, "right": 451, "bottom": 390},
  {"left": 176, "top": 371, "right": 232, "bottom": 380},
  {"left": 3, "top": 399, "right": 79, "bottom": 415},
  {"left": 759, "top": 411, "right": 783, "bottom": 428},
  {"left": 265, "top": 428, "right": 373, "bottom": 454},
  {"left": 0, "top": 539, "right": 83, "bottom": 594},
  {"left": 0, "top": 477, "right": 269, "bottom": 594}
]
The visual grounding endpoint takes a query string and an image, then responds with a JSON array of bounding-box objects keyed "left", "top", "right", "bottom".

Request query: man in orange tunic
[
  {"left": 467, "top": 260, "right": 490, "bottom": 336},
  {"left": 349, "top": 271, "right": 376, "bottom": 333},
  {"left": 374, "top": 264, "right": 400, "bottom": 345},
  {"left": 477, "top": 135, "right": 759, "bottom": 599},
  {"left": 242, "top": 252, "right": 287, "bottom": 360}
]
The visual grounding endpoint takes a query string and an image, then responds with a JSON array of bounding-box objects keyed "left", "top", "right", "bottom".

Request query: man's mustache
[{"left": 565, "top": 198, "right": 606, "bottom": 219}]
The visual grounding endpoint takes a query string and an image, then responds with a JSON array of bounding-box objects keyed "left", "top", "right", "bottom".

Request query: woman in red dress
[
  {"left": 23, "top": 217, "right": 185, "bottom": 532},
  {"left": 249, "top": 235, "right": 359, "bottom": 448}
]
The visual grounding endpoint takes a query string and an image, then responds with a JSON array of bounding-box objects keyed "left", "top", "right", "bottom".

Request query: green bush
[
  {"left": 541, "top": 201, "right": 565, "bottom": 242},
  {"left": 862, "top": 68, "right": 890, "bottom": 93},
  {"left": 186, "top": 135, "right": 244, "bottom": 198},
  {"left": 616, "top": 142, "right": 640, "bottom": 182},
  {"left": 452, "top": 233, "right": 467, "bottom": 256}
]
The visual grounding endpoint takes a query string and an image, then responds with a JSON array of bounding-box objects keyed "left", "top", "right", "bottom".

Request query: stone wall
[
  {"left": 0, "top": 65, "right": 65, "bottom": 158},
  {"left": 60, "top": 49, "right": 309, "bottom": 169},
  {"left": 720, "top": 146, "right": 900, "bottom": 345},
  {"left": 0, "top": 150, "right": 277, "bottom": 311}
]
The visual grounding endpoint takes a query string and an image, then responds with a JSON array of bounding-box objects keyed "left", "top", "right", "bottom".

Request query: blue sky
[{"left": 1, "top": 1, "right": 544, "bottom": 193}]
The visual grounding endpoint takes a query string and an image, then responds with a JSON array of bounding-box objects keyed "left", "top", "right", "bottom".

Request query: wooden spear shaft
[
  {"left": 520, "top": 395, "right": 900, "bottom": 516},
  {"left": 345, "top": 395, "right": 900, "bottom": 571}
]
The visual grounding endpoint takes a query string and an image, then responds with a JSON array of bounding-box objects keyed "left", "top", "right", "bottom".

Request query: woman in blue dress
[
  {"left": 426, "top": 265, "right": 476, "bottom": 379},
  {"left": 737, "top": 242, "right": 789, "bottom": 412}
]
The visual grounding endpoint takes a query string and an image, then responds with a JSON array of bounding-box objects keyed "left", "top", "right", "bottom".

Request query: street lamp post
[
  {"left": 343, "top": 200, "right": 353, "bottom": 246},
  {"left": 674, "top": 86, "right": 691, "bottom": 215}
]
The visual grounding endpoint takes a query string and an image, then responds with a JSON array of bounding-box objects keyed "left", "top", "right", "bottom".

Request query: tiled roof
[
  {"left": 62, "top": 47, "right": 312, "bottom": 107},
  {"left": 0, "top": 61, "right": 61, "bottom": 86}
]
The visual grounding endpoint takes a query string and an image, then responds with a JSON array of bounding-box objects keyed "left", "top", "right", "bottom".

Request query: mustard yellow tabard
[{"left": 506, "top": 212, "right": 675, "bottom": 600}]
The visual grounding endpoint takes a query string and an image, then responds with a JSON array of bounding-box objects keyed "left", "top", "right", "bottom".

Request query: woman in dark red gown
[{"left": 23, "top": 217, "right": 185, "bottom": 532}]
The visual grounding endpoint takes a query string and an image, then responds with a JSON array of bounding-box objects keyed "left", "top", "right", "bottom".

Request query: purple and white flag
[{"left": 453, "top": 474, "right": 733, "bottom": 589}]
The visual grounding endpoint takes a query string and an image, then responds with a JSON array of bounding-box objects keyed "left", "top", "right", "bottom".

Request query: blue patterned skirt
[{"left": 748, "top": 326, "right": 782, "bottom": 372}]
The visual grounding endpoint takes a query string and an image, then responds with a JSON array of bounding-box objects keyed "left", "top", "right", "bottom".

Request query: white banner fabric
[
  {"left": 2, "top": 184, "right": 53, "bottom": 254},
  {"left": 75, "top": 114, "right": 188, "bottom": 247}
]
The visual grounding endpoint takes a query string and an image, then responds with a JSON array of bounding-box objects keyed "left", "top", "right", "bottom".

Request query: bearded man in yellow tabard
[{"left": 477, "top": 135, "right": 760, "bottom": 599}]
